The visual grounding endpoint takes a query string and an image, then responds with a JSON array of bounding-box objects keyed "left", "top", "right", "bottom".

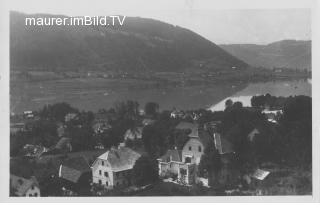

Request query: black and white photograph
[{"left": 0, "top": 0, "right": 319, "bottom": 201}]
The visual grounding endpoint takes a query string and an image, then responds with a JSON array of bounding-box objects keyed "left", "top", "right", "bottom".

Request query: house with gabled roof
[
  {"left": 157, "top": 148, "right": 182, "bottom": 177},
  {"left": 91, "top": 146, "right": 141, "bottom": 189},
  {"left": 10, "top": 174, "right": 40, "bottom": 197},
  {"left": 158, "top": 122, "right": 238, "bottom": 186}
]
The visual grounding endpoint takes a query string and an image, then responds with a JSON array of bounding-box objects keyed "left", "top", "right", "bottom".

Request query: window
[
  {"left": 99, "top": 170, "right": 102, "bottom": 175},
  {"left": 185, "top": 157, "right": 191, "bottom": 163},
  {"left": 189, "top": 146, "right": 192, "bottom": 151},
  {"left": 104, "top": 172, "right": 108, "bottom": 177},
  {"left": 98, "top": 180, "right": 102, "bottom": 185},
  {"left": 29, "top": 194, "right": 32, "bottom": 197},
  {"left": 31, "top": 185, "right": 34, "bottom": 190},
  {"left": 34, "top": 193, "right": 38, "bottom": 197},
  {"left": 102, "top": 161, "right": 104, "bottom": 166},
  {"left": 198, "top": 146, "right": 202, "bottom": 152},
  {"left": 106, "top": 181, "right": 108, "bottom": 186}
]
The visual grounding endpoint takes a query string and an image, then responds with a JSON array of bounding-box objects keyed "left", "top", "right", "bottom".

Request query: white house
[
  {"left": 91, "top": 146, "right": 141, "bottom": 189},
  {"left": 10, "top": 175, "right": 40, "bottom": 197}
]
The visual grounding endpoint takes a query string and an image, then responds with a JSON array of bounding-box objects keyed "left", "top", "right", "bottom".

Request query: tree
[
  {"left": 277, "top": 96, "right": 312, "bottom": 166},
  {"left": 30, "top": 119, "right": 59, "bottom": 148},
  {"left": 232, "top": 101, "right": 243, "bottom": 109},
  {"left": 144, "top": 102, "right": 159, "bottom": 118},
  {"left": 132, "top": 156, "right": 158, "bottom": 186},
  {"left": 225, "top": 99, "right": 233, "bottom": 110},
  {"left": 65, "top": 111, "right": 96, "bottom": 151},
  {"left": 198, "top": 142, "right": 221, "bottom": 186},
  {"left": 113, "top": 100, "right": 139, "bottom": 120},
  {"left": 38, "top": 102, "right": 78, "bottom": 122}
]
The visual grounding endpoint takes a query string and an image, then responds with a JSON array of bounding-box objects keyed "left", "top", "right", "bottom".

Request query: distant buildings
[
  {"left": 262, "top": 109, "right": 283, "bottom": 123},
  {"left": 91, "top": 146, "right": 141, "bottom": 189},
  {"left": 65, "top": 113, "right": 78, "bottom": 122},
  {"left": 123, "top": 127, "right": 143, "bottom": 141},
  {"left": 23, "top": 111, "right": 34, "bottom": 119},
  {"left": 21, "top": 144, "right": 48, "bottom": 158},
  {"left": 142, "top": 118, "right": 155, "bottom": 126},
  {"left": 10, "top": 175, "right": 40, "bottom": 197},
  {"left": 170, "top": 110, "right": 184, "bottom": 119}
]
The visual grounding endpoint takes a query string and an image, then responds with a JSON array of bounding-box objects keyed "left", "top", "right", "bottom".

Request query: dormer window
[{"left": 102, "top": 161, "right": 104, "bottom": 166}]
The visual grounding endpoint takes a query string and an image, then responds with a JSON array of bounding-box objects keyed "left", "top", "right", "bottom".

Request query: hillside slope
[
  {"left": 220, "top": 40, "right": 311, "bottom": 70},
  {"left": 10, "top": 11, "right": 248, "bottom": 73}
]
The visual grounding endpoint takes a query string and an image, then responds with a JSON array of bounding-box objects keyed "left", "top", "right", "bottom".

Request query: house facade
[
  {"left": 10, "top": 175, "right": 41, "bottom": 197},
  {"left": 158, "top": 122, "right": 212, "bottom": 185},
  {"left": 157, "top": 148, "right": 196, "bottom": 185},
  {"left": 91, "top": 146, "right": 141, "bottom": 189},
  {"left": 158, "top": 122, "right": 238, "bottom": 186}
]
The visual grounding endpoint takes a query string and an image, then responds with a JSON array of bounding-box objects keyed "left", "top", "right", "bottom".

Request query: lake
[
  {"left": 209, "top": 79, "right": 311, "bottom": 111},
  {"left": 10, "top": 79, "right": 311, "bottom": 114}
]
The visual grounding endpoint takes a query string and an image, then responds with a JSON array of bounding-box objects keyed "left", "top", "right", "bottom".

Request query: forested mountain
[
  {"left": 10, "top": 11, "right": 248, "bottom": 73},
  {"left": 220, "top": 40, "right": 311, "bottom": 70}
]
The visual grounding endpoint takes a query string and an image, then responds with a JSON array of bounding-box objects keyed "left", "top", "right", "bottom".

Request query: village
[{"left": 9, "top": 94, "right": 312, "bottom": 196}]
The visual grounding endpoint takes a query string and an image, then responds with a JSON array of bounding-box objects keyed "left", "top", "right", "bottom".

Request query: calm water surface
[{"left": 10, "top": 79, "right": 311, "bottom": 113}]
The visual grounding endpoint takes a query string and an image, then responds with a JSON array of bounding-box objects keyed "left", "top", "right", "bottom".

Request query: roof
[
  {"left": 55, "top": 137, "right": 71, "bottom": 150},
  {"left": 214, "top": 133, "right": 234, "bottom": 154},
  {"left": 10, "top": 175, "right": 38, "bottom": 196},
  {"left": 96, "top": 147, "right": 141, "bottom": 172},
  {"left": 158, "top": 149, "right": 182, "bottom": 162},
  {"left": 176, "top": 122, "right": 214, "bottom": 149},
  {"left": 197, "top": 130, "right": 214, "bottom": 148},
  {"left": 175, "top": 121, "right": 198, "bottom": 131},
  {"left": 248, "top": 128, "right": 260, "bottom": 142},
  {"left": 175, "top": 122, "right": 199, "bottom": 139},
  {"left": 252, "top": 169, "right": 270, "bottom": 181},
  {"left": 59, "top": 157, "right": 91, "bottom": 183}
]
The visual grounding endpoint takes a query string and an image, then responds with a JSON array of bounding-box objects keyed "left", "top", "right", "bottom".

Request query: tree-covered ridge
[{"left": 10, "top": 11, "right": 248, "bottom": 73}]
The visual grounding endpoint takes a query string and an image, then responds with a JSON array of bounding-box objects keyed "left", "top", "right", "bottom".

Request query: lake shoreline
[{"left": 10, "top": 74, "right": 311, "bottom": 114}]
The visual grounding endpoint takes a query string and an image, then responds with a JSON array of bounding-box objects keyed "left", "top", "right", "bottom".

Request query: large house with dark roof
[
  {"left": 158, "top": 121, "right": 238, "bottom": 186},
  {"left": 91, "top": 146, "right": 141, "bottom": 189}
]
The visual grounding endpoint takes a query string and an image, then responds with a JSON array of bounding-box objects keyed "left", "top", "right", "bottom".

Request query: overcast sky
[{"left": 7, "top": 0, "right": 311, "bottom": 44}]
